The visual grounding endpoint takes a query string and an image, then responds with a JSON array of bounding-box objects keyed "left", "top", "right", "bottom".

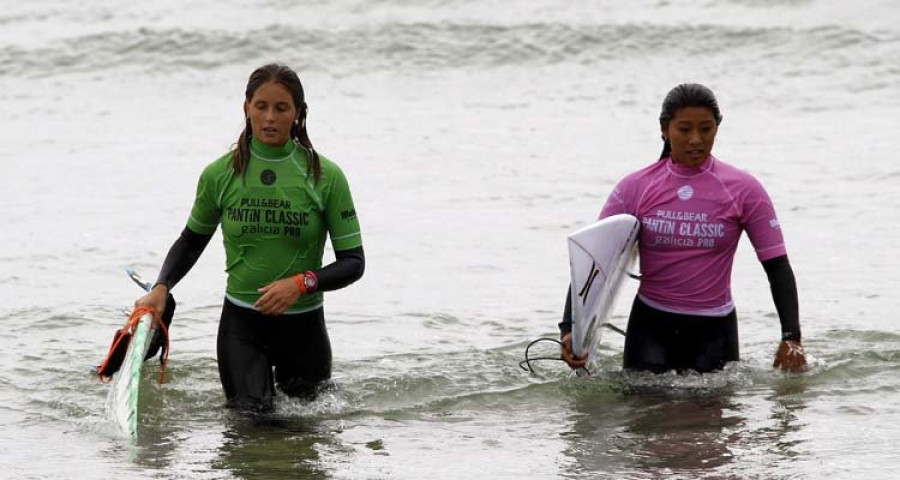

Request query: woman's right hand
[
  {"left": 134, "top": 284, "right": 169, "bottom": 323},
  {"left": 560, "top": 332, "right": 588, "bottom": 370},
  {"left": 773, "top": 340, "right": 808, "bottom": 373}
]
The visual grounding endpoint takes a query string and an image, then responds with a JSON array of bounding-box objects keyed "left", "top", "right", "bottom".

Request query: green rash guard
[{"left": 186, "top": 138, "right": 362, "bottom": 313}]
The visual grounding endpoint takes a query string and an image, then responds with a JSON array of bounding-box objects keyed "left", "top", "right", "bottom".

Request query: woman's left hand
[
  {"left": 773, "top": 340, "right": 808, "bottom": 373},
  {"left": 255, "top": 278, "right": 303, "bottom": 315}
]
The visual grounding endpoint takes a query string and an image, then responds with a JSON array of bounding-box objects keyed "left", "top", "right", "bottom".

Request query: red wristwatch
[{"left": 303, "top": 271, "right": 318, "bottom": 293}]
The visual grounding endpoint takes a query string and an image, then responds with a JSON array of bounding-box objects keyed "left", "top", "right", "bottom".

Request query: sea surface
[{"left": 1, "top": 0, "right": 899, "bottom": 478}]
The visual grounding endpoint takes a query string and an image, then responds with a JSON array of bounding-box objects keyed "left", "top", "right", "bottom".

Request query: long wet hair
[
  {"left": 658, "top": 83, "right": 723, "bottom": 160},
  {"left": 232, "top": 64, "right": 321, "bottom": 183}
]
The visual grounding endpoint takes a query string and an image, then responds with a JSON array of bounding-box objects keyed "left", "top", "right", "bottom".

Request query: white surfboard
[
  {"left": 104, "top": 269, "right": 156, "bottom": 441},
  {"left": 568, "top": 214, "right": 640, "bottom": 365},
  {"left": 105, "top": 311, "right": 155, "bottom": 440}
]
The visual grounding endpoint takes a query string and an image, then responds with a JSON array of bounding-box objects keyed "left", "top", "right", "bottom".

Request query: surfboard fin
[
  {"left": 144, "top": 294, "right": 176, "bottom": 362},
  {"left": 97, "top": 271, "right": 176, "bottom": 378},
  {"left": 126, "top": 268, "right": 152, "bottom": 292}
]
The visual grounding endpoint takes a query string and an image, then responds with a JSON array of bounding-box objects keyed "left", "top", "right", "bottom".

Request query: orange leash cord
[{"left": 96, "top": 306, "right": 171, "bottom": 384}]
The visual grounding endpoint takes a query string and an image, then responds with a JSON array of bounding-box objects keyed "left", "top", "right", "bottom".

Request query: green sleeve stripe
[
  {"left": 189, "top": 215, "right": 218, "bottom": 228},
  {"left": 189, "top": 215, "right": 219, "bottom": 231},
  {"left": 331, "top": 231, "right": 361, "bottom": 241}
]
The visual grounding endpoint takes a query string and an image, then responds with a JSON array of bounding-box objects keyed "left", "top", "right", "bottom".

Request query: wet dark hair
[
  {"left": 658, "top": 83, "right": 723, "bottom": 160},
  {"left": 233, "top": 64, "right": 321, "bottom": 182}
]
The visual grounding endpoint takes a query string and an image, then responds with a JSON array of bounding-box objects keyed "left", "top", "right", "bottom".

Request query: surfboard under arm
[{"left": 568, "top": 214, "right": 640, "bottom": 365}]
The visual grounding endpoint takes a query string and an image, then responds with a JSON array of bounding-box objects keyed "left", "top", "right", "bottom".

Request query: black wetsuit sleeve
[
  {"left": 314, "top": 246, "right": 365, "bottom": 292},
  {"left": 762, "top": 254, "right": 801, "bottom": 342},
  {"left": 559, "top": 284, "right": 573, "bottom": 338},
  {"left": 155, "top": 226, "right": 214, "bottom": 290}
]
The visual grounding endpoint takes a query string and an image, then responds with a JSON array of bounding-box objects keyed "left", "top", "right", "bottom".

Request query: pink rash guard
[{"left": 600, "top": 155, "right": 787, "bottom": 316}]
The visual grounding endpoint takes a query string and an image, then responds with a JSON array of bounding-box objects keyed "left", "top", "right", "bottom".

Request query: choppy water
[{"left": 2, "top": 0, "right": 899, "bottom": 478}]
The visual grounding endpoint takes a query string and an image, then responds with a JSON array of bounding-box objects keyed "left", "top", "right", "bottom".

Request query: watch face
[{"left": 304, "top": 275, "right": 317, "bottom": 290}]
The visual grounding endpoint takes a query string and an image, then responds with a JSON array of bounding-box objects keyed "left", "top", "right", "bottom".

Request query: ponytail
[
  {"left": 293, "top": 104, "right": 322, "bottom": 183},
  {"left": 232, "top": 117, "right": 252, "bottom": 176},
  {"left": 659, "top": 135, "right": 672, "bottom": 160}
]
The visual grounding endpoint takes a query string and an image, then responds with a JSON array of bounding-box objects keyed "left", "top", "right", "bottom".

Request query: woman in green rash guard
[{"left": 135, "top": 64, "right": 365, "bottom": 412}]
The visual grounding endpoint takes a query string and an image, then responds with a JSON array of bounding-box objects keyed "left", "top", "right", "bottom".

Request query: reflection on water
[
  {"left": 561, "top": 371, "right": 810, "bottom": 479},
  {"left": 622, "top": 396, "right": 741, "bottom": 473},
  {"left": 121, "top": 379, "right": 346, "bottom": 478},
  {"left": 212, "top": 414, "right": 339, "bottom": 480},
  {"left": 760, "top": 379, "right": 810, "bottom": 465}
]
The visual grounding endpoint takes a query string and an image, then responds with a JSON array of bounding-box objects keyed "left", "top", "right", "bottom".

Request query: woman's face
[
  {"left": 663, "top": 106, "right": 718, "bottom": 167},
  {"left": 245, "top": 81, "right": 298, "bottom": 147}
]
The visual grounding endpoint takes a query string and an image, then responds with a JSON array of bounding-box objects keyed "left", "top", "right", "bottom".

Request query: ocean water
[{"left": 1, "top": 0, "right": 899, "bottom": 478}]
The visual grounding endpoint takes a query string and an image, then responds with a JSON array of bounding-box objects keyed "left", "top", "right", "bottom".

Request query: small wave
[{"left": 3, "top": 22, "right": 897, "bottom": 83}]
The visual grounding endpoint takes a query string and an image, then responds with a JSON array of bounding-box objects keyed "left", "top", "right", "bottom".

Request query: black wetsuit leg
[
  {"left": 623, "top": 296, "right": 739, "bottom": 374},
  {"left": 217, "top": 300, "right": 332, "bottom": 411},
  {"left": 270, "top": 308, "right": 332, "bottom": 400}
]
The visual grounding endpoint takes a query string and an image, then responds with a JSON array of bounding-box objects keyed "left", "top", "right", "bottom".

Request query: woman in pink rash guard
[{"left": 559, "top": 84, "right": 807, "bottom": 374}]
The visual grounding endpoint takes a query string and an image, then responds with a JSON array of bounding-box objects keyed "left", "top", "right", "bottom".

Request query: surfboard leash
[
  {"left": 519, "top": 338, "right": 591, "bottom": 376},
  {"left": 519, "top": 323, "right": 628, "bottom": 376},
  {"left": 96, "top": 306, "right": 171, "bottom": 384}
]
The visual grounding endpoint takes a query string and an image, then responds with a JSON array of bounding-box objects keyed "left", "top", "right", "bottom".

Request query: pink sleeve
[
  {"left": 599, "top": 177, "right": 636, "bottom": 219},
  {"left": 741, "top": 177, "right": 787, "bottom": 261}
]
